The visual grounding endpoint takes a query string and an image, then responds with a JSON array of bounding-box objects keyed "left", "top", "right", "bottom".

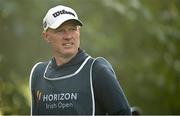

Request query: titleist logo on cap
[{"left": 52, "top": 9, "right": 75, "bottom": 18}]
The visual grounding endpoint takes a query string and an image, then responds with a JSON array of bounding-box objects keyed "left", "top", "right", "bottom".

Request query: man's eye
[
  {"left": 70, "top": 28, "right": 77, "bottom": 31},
  {"left": 55, "top": 29, "right": 64, "bottom": 33}
]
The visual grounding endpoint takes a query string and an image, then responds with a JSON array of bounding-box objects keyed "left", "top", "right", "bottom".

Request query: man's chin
[{"left": 62, "top": 50, "right": 77, "bottom": 58}]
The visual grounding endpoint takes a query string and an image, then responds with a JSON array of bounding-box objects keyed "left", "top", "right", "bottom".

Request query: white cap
[{"left": 43, "top": 5, "right": 83, "bottom": 31}]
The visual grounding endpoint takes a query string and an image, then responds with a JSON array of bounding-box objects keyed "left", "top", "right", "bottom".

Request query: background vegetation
[{"left": 0, "top": 0, "right": 180, "bottom": 115}]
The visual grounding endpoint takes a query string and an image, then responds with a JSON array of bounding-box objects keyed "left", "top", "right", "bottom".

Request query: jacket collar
[{"left": 51, "top": 48, "right": 89, "bottom": 69}]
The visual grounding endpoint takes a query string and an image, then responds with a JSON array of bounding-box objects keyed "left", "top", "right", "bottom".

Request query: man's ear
[{"left": 42, "top": 31, "right": 50, "bottom": 43}]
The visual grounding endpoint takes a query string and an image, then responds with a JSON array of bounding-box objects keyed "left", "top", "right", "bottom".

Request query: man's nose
[{"left": 63, "top": 31, "right": 72, "bottom": 40}]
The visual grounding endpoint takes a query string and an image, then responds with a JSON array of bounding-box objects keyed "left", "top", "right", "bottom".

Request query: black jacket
[{"left": 29, "top": 49, "right": 131, "bottom": 115}]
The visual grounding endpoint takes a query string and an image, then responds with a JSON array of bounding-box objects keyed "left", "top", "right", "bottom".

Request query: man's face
[{"left": 44, "top": 20, "right": 80, "bottom": 58}]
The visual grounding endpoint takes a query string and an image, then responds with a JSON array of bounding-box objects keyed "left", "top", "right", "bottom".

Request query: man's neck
[{"left": 53, "top": 53, "right": 77, "bottom": 66}]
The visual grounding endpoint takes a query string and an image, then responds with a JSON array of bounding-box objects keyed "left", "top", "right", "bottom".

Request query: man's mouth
[{"left": 62, "top": 42, "right": 73, "bottom": 47}]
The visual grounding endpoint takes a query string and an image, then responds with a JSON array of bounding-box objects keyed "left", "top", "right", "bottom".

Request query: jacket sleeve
[{"left": 92, "top": 57, "right": 131, "bottom": 115}]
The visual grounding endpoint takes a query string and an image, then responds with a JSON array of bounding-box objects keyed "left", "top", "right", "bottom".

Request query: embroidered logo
[
  {"left": 52, "top": 9, "right": 75, "bottom": 18},
  {"left": 35, "top": 90, "right": 42, "bottom": 104}
]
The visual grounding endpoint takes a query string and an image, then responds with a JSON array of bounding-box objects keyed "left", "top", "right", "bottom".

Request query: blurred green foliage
[{"left": 0, "top": 0, "right": 180, "bottom": 115}]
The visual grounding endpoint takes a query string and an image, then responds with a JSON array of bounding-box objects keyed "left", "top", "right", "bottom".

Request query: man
[{"left": 29, "top": 5, "right": 131, "bottom": 115}]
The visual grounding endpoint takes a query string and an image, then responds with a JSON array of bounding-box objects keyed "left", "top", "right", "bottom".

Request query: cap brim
[{"left": 49, "top": 16, "right": 83, "bottom": 29}]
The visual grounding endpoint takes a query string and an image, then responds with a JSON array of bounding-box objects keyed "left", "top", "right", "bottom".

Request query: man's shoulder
[
  {"left": 30, "top": 61, "right": 49, "bottom": 75},
  {"left": 31, "top": 61, "right": 47, "bottom": 69},
  {"left": 91, "top": 57, "right": 112, "bottom": 70}
]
